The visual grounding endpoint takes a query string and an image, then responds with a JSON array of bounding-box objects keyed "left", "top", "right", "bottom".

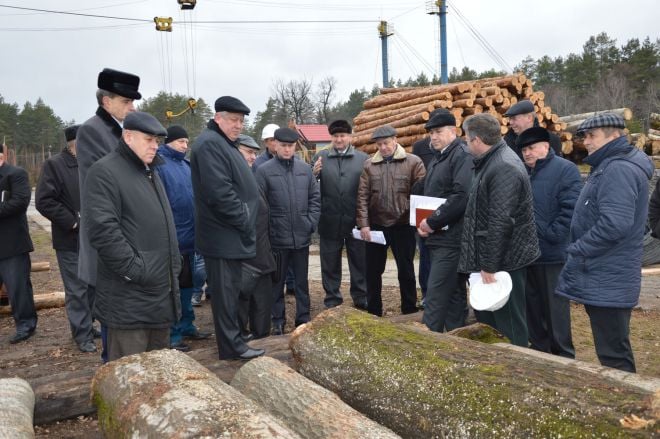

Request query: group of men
[{"left": 0, "top": 68, "right": 654, "bottom": 373}]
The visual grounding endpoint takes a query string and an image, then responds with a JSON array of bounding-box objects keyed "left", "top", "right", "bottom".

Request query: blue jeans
[{"left": 171, "top": 253, "right": 205, "bottom": 344}]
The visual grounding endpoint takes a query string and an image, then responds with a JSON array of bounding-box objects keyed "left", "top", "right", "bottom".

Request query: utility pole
[
  {"left": 426, "top": 1, "right": 448, "bottom": 83},
  {"left": 378, "top": 21, "right": 394, "bottom": 88}
]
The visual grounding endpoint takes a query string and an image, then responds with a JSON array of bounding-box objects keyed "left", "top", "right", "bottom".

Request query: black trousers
[
  {"left": 423, "top": 246, "right": 468, "bottom": 332},
  {"left": 271, "top": 247, "right": 311, "bottom": 328},
  {"left": 0, "top": 252, "right": 37, "bottom": 334},
  {"left": 106, "top": 327, "right": 169, "bottom": 362},
  {"left": 474, "top": 267, "right": 529, "bottom": 347},
  {"left": 205, "top": 257, "right": 248, "bottom": 359},
  {"left": 526, "top": 264, "right": 574, "bottom": 358},
  {"left": 320, "top": 235, "right": 367, "bottom": 308},
  {"left": 366, "top": 224, "right": 417, "bottom": 317},
  {"left": 238, "top": 265, "right": 273, "bottom": 339},
  {"left": 584, "top": 305, "right": 635, "bottom": 373}
]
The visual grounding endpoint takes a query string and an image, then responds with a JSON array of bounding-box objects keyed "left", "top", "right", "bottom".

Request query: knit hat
[{"left": 165, "top": 125, "right": 189, "bottom": 144}]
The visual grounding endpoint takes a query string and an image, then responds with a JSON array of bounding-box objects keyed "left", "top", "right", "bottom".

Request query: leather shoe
[
  {"left": 271, "top": 325, "right": 283, "bottom": 336},
  {"left": 183, "top": 330, "right": 212, "bottom": 340},
  {"left": 78, "top": 340, "right": 97, "bottom": 353},
  {"left": 353, "top": 300, "right": 368, "bottom": 311},
  {"left": 238, "top": 347, "right": 265, "bottom": 360},
  {"left": 170, "top": 342, "right": 191, "bottom": 352},
  {"left": 9, "top": 330, "right": 34, "bottom": 344}
]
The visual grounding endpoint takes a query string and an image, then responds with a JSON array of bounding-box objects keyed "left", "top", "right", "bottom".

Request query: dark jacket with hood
[
  {"left": 84, "top": 139, "right": 181, "bottom": 329},
  {"left": 458, "top": 140, "right": 540, "bottom": 273},
  {"left": 556, "top": 136, "right": 654, "bottom": 308},
  {"left": 36, "top": 148, "right": 81, "bottom": 252}
]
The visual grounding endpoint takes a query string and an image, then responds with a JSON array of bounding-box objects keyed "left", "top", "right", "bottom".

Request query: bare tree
[
  {"left": 315, "top": 76, "right": 337, "bottom": 124},
  {"left": 272, "top": 78, "right": 316, "bottom": 124}
]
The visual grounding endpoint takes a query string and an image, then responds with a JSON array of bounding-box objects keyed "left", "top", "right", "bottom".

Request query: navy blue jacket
[
  {"left": 157, "top": 145, "right": 195, "bottom": 255},
  {"left": 527, "top": 149, "right": 582, "bottom": 264},
  {"left": 556, "top": 136, "right": 654, "bottom": 308}
]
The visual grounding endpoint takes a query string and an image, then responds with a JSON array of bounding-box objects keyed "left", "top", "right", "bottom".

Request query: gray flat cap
[
  {"left": 371, "top": 125, "right": 397, "bottom": 140},
  {"left": 123, "top": 112, "right": 167, "bottom": 137},
  {"left": 504, "top": 100, "right": 534, "bottom": 117},
  {"left": 237, "top": 134, "right": 260, "bottom": 150},
  {"left": 214, "top": 96, "right": 250, "bottom": 115},
  {"left": 274, "top": 127, "right": 299, "bottom": 143},
  {"left": 576, "top": 113, "right": 626, "bottom": 136}
]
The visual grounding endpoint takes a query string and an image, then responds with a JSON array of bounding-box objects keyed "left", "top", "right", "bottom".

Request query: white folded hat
[{"left": 468, "top": 271, "right": 512, "bottom": 312}]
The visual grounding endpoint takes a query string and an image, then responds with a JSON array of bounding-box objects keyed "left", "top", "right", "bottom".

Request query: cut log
[
  {"left": 31, "top": 261, "right": 50, "bottom": 272},
  {"left": 0, "top": 378, "right": 34, "bottom": 439},
  {"left": 559, "top": 108, "right": 633, "bottom": 123},
  {"left": 363, "top": 91, "right": 453, "bottom": 113},
  {"left": 562, "top": 141, "right": 574, "bottom": 155},
  {"left": 354, "top": 108, "right": 430, "bottom": 132},
  {"left": 290, "top": 307, "right": 659, "bottom": 439},
  {"left": 650, "top": 112, "right": 660, "bottom": 130},
  {"left": 92, "top": 349, "right": 300, "bottom": 438},
  {"left": 354, "top": 103, "right": 435, "bottom": 125},
  {"left": 648, "top": 129, "right": 660, "bottom": 140},
  {"left": 231, "top": 357, "right": 400, "bottom": 439},
  {"left": 0, "top": 291, "right": 65, "bottom": 316}
]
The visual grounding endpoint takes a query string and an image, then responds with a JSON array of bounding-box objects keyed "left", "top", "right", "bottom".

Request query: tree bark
[
  {"left": 0, "top": 378, "right": 34, "bottom": 439},
  {"left": 0, "top": 291, "right": 65, "bottom": 316},
  {"left": 231, "top": 356, "right": 400, "bottom": 439},
  {"left": 290, "top": 307, "right": 658, "bottom": 439},
  {"left": 31, "top": 261, "right": 50, "bottom": 272},
  {"left": 559, "top": 108, "right": 633, "bottom": 123},
  {"left": 91, "top": 349, "right": 300, "bottom": 438}
]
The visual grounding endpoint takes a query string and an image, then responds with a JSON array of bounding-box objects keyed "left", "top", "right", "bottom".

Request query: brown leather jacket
[{"left": 356, "top": 144, "right": 426, "bottom": 228}]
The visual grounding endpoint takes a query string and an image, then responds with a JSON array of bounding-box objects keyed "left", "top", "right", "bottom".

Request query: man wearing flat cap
[
  {"left": 36, "top": 125, "right": 97, "bottom": 352},
  {"left": 556, "top": 113, "right": 654, "bottom": 372},
  {"left": 311, "top": 120, "right": 368, "bottom": 310},
  {"left": 190, "top": 96, "right": 265, "bottom": 360},
  {"left": 156, "top": 125, "right": 211, "bottom": 353},
  {"left": 518, "top": 126, "right": 581, "bottom": 359},
  {"left": 77, "top": 68, "right": 141, "bottom": 360},
  {"left": 415, "top": 109, "right": 472, "bottom": 333},
  {"left": 83, "top": 112, "right": 181, "bottom": 361},
  {"left": 356, "top": 125, "right": 425, "bottom": 317},
  {"left": 504, "top": 100, "right": 562, "bottom": 160},
  {"left": 256, "top": 127, "right": 320, "bottom": 335}
]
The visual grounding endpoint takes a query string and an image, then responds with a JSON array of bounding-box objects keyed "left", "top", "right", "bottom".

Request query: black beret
[
  {"left": 516, "top": 126, "right": 550, "bottom": 149},
  {"left": 576, "top": 113, "right": 626, "bottom": 136},
  {"left": 165, "top": 125, "right": 188, "bottom": 144},
  {"left": 64, "top": 125, "right": 80, "bottom": 142},
  {"left": 237, "top": 134, "right": 260, "bottom": 150},
  {"left": 328, "top": 120, "right": 352, "bottom": 135},
  {"left": 214, "top": 96, "right": 250, "bottom": 115},
  {"left": 371, "top": 125, "right": 397, "bottom": 140},
  {"left": 97, "top": 68, "right": 141, "bottom": 100},
  {"left": 123, "top": 112, "right": 167, "bottom": 137},
  {"left": 425, "top": 109, "right": 456, "bottom": 130},
  {"left": 504, "top": 100, "right": 534, "bottom": 117},
  {"left": 274, "top": 127, "right": 299, "bottom": 143}
]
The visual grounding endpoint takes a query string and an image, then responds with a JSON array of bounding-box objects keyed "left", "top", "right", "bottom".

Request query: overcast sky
[{"left": 0, "top": 0, "right": 657, "bottom": 125}]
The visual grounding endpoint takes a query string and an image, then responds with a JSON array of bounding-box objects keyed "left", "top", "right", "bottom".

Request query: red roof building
[{"left": 296, "top": 124, "right": 331, "bottom": 145}]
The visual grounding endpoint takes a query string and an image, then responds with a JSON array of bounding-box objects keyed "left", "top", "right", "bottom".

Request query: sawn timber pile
[{"left": 352, "top": 73, "right": 573, "bottom": 155}]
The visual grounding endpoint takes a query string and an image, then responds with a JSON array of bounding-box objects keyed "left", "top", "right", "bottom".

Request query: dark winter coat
[
  {"left": 84, "top": 139, "right": 181, "bottom": 329},
  {"left": 190, "top": 120, "right": 259, "bottom": 260},
  {"left": 527, "top": 149, "right": 582, "bottom": 264},
  {"left": 356, "top": 145, "right": 426, "bottom": 228},
  {"left": 157, "top": 145, "right": 195, "bottom": 255},
  {"left": 649, "top": 178, "right": 660, "bottom": 238},
  {"left": 256, "top": 156, "right": 321, "bottom": 250},
  {"left": 556, "top": 136, "right": 654, "bottom": 308},
  {"left": 35, "top": 148, "right": 80, "bottom": 252},
  {"left": 0, "top": 162, "right": 33, "bottom": 259},
  {"left": 411, "top": 137, "right": 435, "bottom": 169},
  {"left": 76, "top": 106, "right": 123, "bottom": 285},
  {"left": 253, "top": 149, "right": 274, "bottom": 173},
  {"left": 244, "top": 188, "right": 276, "bottom": 275},
  {"left": 312, "top": 144, "right": 368, "bottom": 239},
  {"left": 458, "top": 140, "right": 540, "bottom": 273},
  {"left": 505, "top": 120, "right": 562, "bottom": 160},
  {"left": 417, "top": 137, "right": 472, "bottom": 249}
]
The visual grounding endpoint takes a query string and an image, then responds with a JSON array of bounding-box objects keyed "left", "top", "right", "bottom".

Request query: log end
[{"left": 447, "top": 323, "right": 509, "bottom": 344}]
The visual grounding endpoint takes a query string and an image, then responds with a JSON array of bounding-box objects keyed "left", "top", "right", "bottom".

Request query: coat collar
[
  {"left": 62, "top": 147, "right": 78, "bottom": 168},
  {"left": 583, "top": 135, "right": 632, "bottom": 171},
  {"left": 158, "top": 144, "right": 187, "bottom": 162},
  {"left": 96, "top": 106, "right": 123, "bottom": 138},
  {"left": 327, "top": 144, "right": 356, "bottom": 158},
  {"left": 207, "top": 119, "right": 239, "bottom": 148},
  {"left": 473, "top": 139, "right": 507, "bottom": 170},
  {"left": 371, "top": 144, "right": 406, "bottom": 163},
  {"left": 526, "top": 148, "right": 555, "bottom": 174},
  {"left": 117, "top": 139, "right": 163, "bottom": 172}
]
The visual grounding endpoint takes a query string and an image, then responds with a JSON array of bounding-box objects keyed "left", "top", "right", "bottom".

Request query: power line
[
  {"left": 396, "top": 31, "right": 436, "bottom": 76},
  {"left": 0, "top": 4, "right": 150, "bottom": 22}
]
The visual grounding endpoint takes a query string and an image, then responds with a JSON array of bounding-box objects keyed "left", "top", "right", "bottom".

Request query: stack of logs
[
  {"left": 647, "top": 112, "right": 660, "bottom": 156},
  {"left": 351, "top": 73, "right": 573, "bottom": 156}
]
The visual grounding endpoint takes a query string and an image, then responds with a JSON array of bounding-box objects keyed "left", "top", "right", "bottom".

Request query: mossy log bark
[
  {"left": 289, "top": 307, "right": 658, "bottom": 439},
  {"left": 91, "top": 349, "right": 300, "bottom": 438},
  {"left": 231, "top": 356, "right": 400, "bottom": 439},
  {"left": 0, "top": 378, "right": 35, "bottom": 439}
]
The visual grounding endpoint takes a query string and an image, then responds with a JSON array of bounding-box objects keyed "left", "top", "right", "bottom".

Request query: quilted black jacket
[{"left": 458, "top": 140, "right": 540, "bottom": 273}]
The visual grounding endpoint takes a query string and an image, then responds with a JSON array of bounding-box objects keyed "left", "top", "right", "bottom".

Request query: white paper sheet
[
  {"left": 352, "top": 228, "right": 387, "bottom": 245},
  {"left": 409, "top": 195, "right": 447, "bottom": 227}
]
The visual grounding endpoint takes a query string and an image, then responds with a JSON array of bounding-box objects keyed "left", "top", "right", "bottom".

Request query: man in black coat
[
  {"left": 416, "top": 110, "right": 472, "bottom": 332},
  {"left": 504, "top": 100, "right": 562, "bottom": 160},
  {"left": 0, "top": 149, "right": 38, "bottom": 344},
  {"left": 84, "top": 112, "right": 180, "bottom": 361},
  {"left": 312, "top": 120, "right": 368, "bottom": 310},
  {"left": 411, "top": 136, "right": 434, "bottom": 308},
  {"left": 256, "top": 128, "right": 321, "bottom": 335},
  {"left": 190, "top": 96, "right": 264, "bottom": 360},
  {"left": 459, "top": 114, "right": 540, "bottom": 347},
  {"left": 36, "top": 125, "right": 97, "bottom": 352}
]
